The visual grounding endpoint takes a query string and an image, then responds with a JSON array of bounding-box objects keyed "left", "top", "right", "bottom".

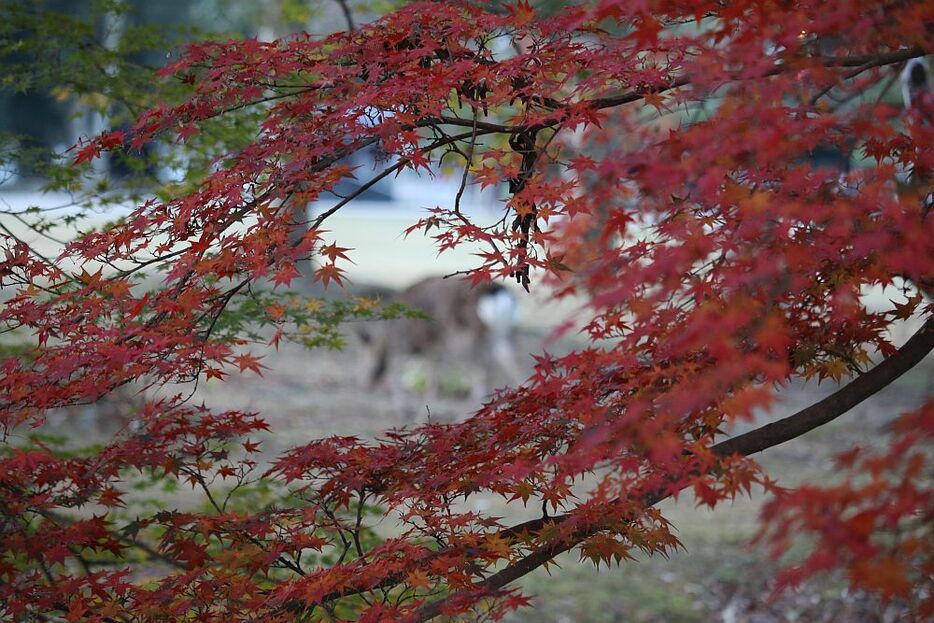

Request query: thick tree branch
[
  {"left": 423, "top": 48, "right": 926, "bottom": 134},
  {"left": 712, "top": 317, "right": 934, "bottom": 457},
  {"left": 591, "top": 47, "right": 925, "bottom": 110}
]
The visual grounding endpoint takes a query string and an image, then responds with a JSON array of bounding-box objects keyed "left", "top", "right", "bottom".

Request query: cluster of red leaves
[
  {"left": 759, "top": 404, "right": 934, "bottom": 617},
  {"left": 1, "top": 1, "right": 932, "bottom": 621}
]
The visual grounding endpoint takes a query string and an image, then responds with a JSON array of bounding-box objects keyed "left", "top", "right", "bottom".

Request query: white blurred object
[{"left": 901, "top": 57, "right": 929, "bottom": 111}]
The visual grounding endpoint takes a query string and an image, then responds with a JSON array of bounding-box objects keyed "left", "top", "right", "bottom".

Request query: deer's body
[
  {"left": 46, "top": 384, "right": 143, "bottom": 437},
  {"left": 363, "top": 276, "right": 522, "bottom": 419}
]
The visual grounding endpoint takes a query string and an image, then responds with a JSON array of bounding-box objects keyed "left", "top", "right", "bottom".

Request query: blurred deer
[
  {"left": 45, "top": 384, "right": 144, "bottom": 438},
  {"left": 361, "top": 276, "right": 523, "bottom": 420}
]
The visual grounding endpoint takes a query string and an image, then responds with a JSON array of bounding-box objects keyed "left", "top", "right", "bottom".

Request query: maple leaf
[
  {"left": 233, "top": 353, "right": 266, "bottom": 375},
  {"left": 188, "top": 232, "right": 213, "bottom": 255},
  {"left": 889, "top": 293, "right": 922, "bottom": 320},
  {"left": 817, "top": 359, "right": 849, "bottom": 384},
  {"left": 502, "top": 591, "right": 535, "bottom": 611},
  {"left": 205, "top": 367, "right": 227, "bottom": 381},
  {"left": 97, "top": 487, "right": 126, "bottom": 508},
  {"left": 272, "top": 263, "right": 302, "bottom": 289},
  {"left": 483, "top": 534, "right": 513, "bottom": 560},
  {"left": 176, "top": 123, "right": 199, "bottom": 142},
  {"left": 407, "top": 569, "right": 432, "bottom": 590},
  {"left": 265, "top": 303, "right": 286, "bottom": 321},
  {"left": 78, "top": 266, "right": 103, "bottom": 286},
  {"left": 629, "top": 14, "right": 664, "bottom": 47},
  {"left": 170, "top": 539, "right": 208, "bottom": 569},
  {"left": 505, "top": 0, "right": 535, "bottom": 27},
  {"left": 313, "top": 263, "right": 346, "bottom": 288},
  {"left": 641, "top": 91, "right": 667, "bottom": 112},
  {"left": 73, "top": 143, "right": 101, "bottom": 165},
  {"left": 269, "top": 327, "right": 285, "bottom": 349},
  {"left": 318, "top": 243, "right": 354, "bottom": 264},
  {"left": 242, "top": 439, "right": 262, "bottom": 453}
]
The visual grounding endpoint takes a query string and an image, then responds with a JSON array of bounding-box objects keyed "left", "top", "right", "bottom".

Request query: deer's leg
[
  {"left": 462, "top": 335, "right": 490, "bottom": 402},
  {"left": 469, "top": 369, "right": 488, "bottom": 402},
  {"left": 357, "top": 323, "right": 387, "bottom": 391},
  {"left": 475, "top": 328, "right": 523, "bottom": 397},
  {"left": 385, "top": 347, "right": 420, "bottom": 424},
  {"left": 490, "top": 331, "right": 523, "bottom": 387}
]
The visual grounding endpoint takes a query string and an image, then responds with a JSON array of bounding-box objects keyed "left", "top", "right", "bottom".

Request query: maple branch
[
  {"left": 304, "top": 127, "right": 493, "bottom": 231},
  {"left": 420, "top": 48, "right": 925, "bottom": 142},
  {"left": 409, "top": 315, "right": 934, "bottom": 622},
  {"left": 426, "top": 115, "right": 517, "bottom": 134},
  {"left": 590, "top": 47, "right": 925, "bottom": 111},
  {"left": 310, "top": 160, "right": 407, "bottom": 229},
  {"left": 36, "top": 508, "right": 187, "bottom": 571},
  {"left": 711, "top": 316, "right": 934, "bottom": 457}
]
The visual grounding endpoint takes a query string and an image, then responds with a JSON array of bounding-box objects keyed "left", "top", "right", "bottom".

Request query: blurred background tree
[
  {"left": 0, "top": 0, "right": 387, "bottom": 198},
  {"left": 0, "top": 0, "right": 581, "bottom": 194}
]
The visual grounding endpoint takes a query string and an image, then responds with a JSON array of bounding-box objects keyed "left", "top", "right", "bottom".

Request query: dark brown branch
[
  {"left": 590, "top": 47, "right": 925, "bottom": 111},
  {"left": 420, "top": 48, "right": 925, "bottom": 139},
  {"left": 38, "top": 509, "right": 186, "bottom": 571},
  {"left": 712, "top": 316, "right": 934, "bottom": 457},
  {"left": 423, "top": 50, "right": 926, "bottom": 132}
]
